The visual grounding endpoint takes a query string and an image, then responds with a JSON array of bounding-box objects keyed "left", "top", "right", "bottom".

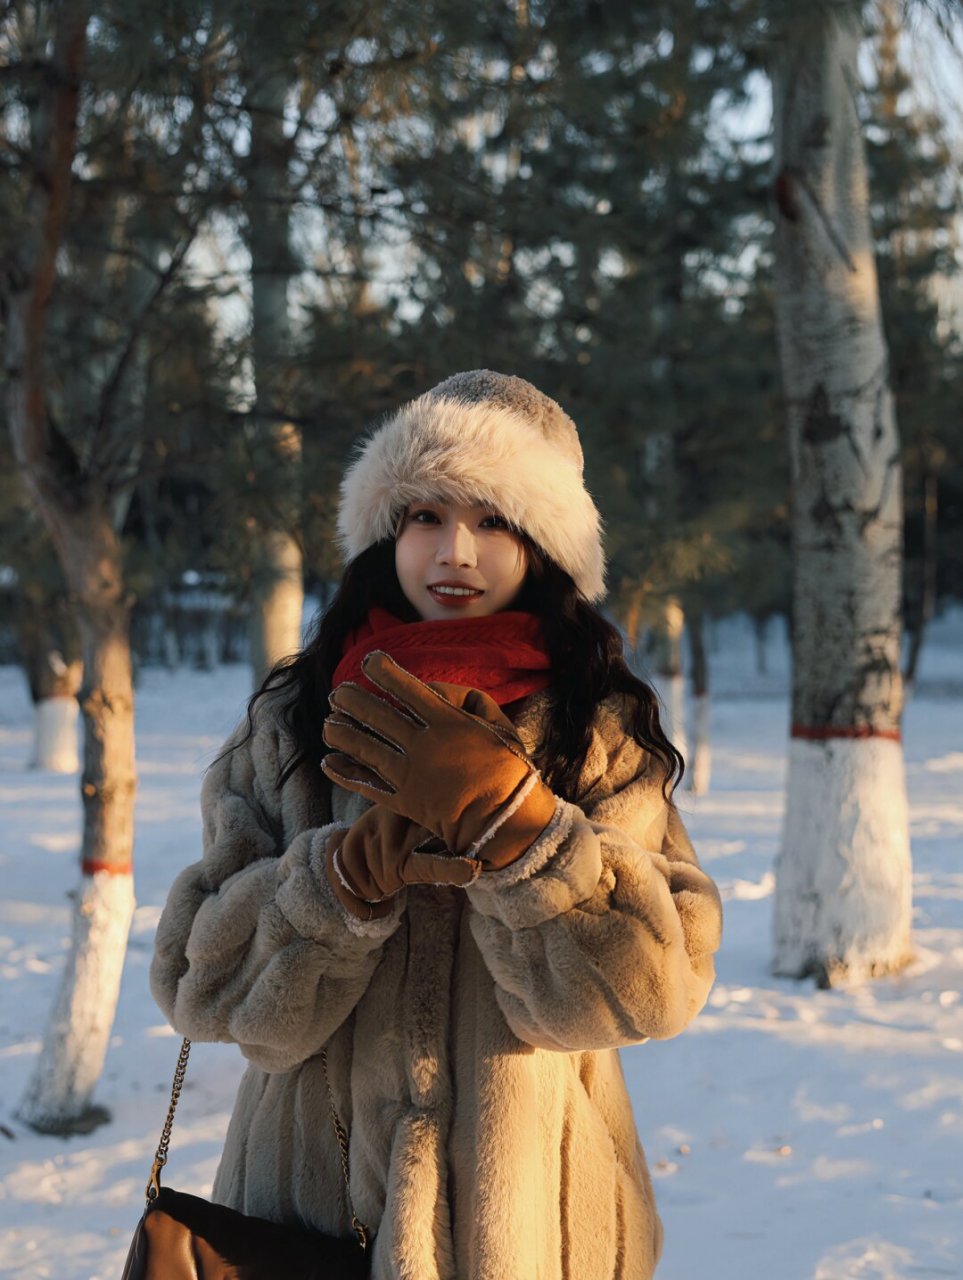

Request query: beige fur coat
[{"left": 150, "top": 687, "right": 722, "bottom": 1280}]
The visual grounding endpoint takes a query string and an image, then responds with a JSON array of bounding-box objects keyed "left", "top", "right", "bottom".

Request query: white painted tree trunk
[
  {"left": 689, "top": 694, "right": 711, "bottom": 796},
  {"left": 664, "top": 672, "right": 688, "bottom": 768},
  {"left": 686, "top": 609, "right": 711, "bottom": 795},
  {"left": 776, "top": 738, "right": 910, "bottom": 982},
  {"left": 21, "top": 643, "right": 82, "bottom": 772},
  {"left": 770, "top": 13, "right": 912, "bottom": 985},
  {"left": 15, "top": 616, "right": 83, "bottom": 768},
  {"left": 653, "top": 597, "right": 688, "bottom": 767},
  {"left": 31, "top": 696, "right": 80, "bottom": 773},
  {"left": 17, "top": 871, "right": 134, "bottom": 1132}
]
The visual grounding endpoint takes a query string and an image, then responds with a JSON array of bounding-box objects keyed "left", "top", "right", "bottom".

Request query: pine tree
[
  {"left": 376, "top": 0, "right": 768, "bottom": 611},
  {"left": 209, "top": 0, "right": 442, "bottom": 611}
]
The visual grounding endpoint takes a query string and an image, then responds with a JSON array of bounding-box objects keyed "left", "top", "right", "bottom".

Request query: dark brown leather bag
[{"left": 121, "top": 1039, "right": 369, "bottom": 1280}]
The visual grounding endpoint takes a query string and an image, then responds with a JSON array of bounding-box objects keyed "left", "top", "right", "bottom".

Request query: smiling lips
[{"left": 428, "top": 581, "right": 485, "bottom": 608}]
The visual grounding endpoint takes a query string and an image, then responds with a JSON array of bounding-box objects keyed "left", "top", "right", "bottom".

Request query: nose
[{"left": 437, "top": 520, "right": 477, "bottom": 568}]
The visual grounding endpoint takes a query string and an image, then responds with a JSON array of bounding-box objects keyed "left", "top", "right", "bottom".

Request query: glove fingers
[
  {"left": 362, "top": 651, "right": 453, "bottom": 721},
  {"left": 427, "top": 683, "right": 524, "bottom": 750},
  {"left": 323, "top": 717, "right": 405, "bottom": 785},
  {"left": 426, "top": 681, "right": 465, "bottom": 708},
  {"left": 329, "top": 681, "right": 423, "bottom": 740},
  {"left": 321, "top": 752, "right": 396, "bottom": 800},
  {"left": 403, "top": 847, "right": 481, "bottom": 887},
  {"left": 458, "top": 687, "right": 504, "bottom": 722}
]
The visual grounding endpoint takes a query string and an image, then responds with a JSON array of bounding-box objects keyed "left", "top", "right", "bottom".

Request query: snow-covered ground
[{"left": 1, "top": 612, "right": 961, "bottom": 1280}]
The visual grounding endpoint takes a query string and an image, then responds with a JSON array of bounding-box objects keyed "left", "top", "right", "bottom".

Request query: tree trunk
[
  {"left": 752, "top": 615, "right": 769, "bottom": 675},
  {"left": 245, "top": 59, "right": 303, "bottom": 688},
  {"left": 18, "top": 521, "right": 136, "bottom": 1132},
  {"left": 32, "top": 696, "right": 81, "bottom": 773},
  {"left": 250, "top": 524, "right": 303, "bottom": 684},
  {"left": 687, "top": 608, "right": 711, "bottom": 795},
  {"left": 652, "top": 596, "right": 688, "bottom": 767},
  {"left": 903, "top": 471, "right": 937, "bottom": 694},
  {"left": 770, "top": 13, "right": 912, "bottom": 986},
  {"left": 14, "top": 609, "right": 83, "bottom": 772},
  {"left": 4, "top": 5, "right": 136, "bottom": 1132}
]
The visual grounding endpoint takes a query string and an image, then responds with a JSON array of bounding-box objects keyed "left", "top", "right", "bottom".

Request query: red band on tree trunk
[
  {"left": 791, "top": 725, "right": 901, "bottom": 743},
  {"left": 81, "top": 860, "right": 133, "bottom": 876}
]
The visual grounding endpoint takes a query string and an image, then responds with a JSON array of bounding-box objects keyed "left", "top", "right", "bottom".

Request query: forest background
[
  {"left": 4, "top": 0, "right": 961, "bottom": 707},
  {"left": 1, "top": 0, "right": 962, "bottom": 1181}
]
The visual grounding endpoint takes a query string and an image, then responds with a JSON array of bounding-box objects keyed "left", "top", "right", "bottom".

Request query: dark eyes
[{"left": 408, "top": 508, "right": 510, "bottom": 531}]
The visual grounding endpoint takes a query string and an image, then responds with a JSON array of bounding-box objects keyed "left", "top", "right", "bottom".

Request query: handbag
[{"left": 121, "top": 1037, "right": 370, "bottom": 1279}]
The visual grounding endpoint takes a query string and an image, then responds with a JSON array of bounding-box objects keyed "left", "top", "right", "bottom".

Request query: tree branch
[{"left": 5, "top": 4, "right": 91, "bottom": 513}]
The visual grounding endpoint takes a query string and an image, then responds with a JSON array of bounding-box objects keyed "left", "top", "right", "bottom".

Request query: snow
[{"left": 1, "top": 612, "right": 962, "bottom": 1280}]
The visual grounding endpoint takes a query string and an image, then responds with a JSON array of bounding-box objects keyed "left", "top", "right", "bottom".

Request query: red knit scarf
[{"left": 332, "top": 607, "right": 552, "bottom": 706}]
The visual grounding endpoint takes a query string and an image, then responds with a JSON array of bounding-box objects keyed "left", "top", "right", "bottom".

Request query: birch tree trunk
[
  {"left": 4, "top": 5, "right": 136, "bottom": 1133},
  {"left": 245, "top": 58, "right": 303, "bottom": 687},
  {"left": 770, "top": 13, "right": 912, "bottom": 986}
]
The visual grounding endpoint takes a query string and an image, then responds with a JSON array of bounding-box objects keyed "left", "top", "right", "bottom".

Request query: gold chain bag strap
[{"left": 121, "top": 1038, "right": 370, "bottom": 1280}]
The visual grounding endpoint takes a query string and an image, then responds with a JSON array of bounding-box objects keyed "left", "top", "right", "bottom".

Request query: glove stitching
[
  {"left": 323, "top": 757, "right": 395, "bottom": 796},
  {"left": 325, "top": 707, "right": 408, "bottom": 757},
  {"left": 341, "top": 671, "right": 429, "bottom": 729},
  {"left": 363, "top": 650, "right": 531, "bottom": 764},
  {"left": 327, "top": 691, "right": 414, "bottom": 747}
]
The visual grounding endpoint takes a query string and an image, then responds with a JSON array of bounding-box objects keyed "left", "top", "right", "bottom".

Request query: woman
[{"left": 151, "top": 369, "right": 722, "bottom": 1279}]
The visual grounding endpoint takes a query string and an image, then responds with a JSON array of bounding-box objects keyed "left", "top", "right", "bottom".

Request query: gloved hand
[
  {"left": 325, "top": 804, "right": 481, "bottom": 921},
  {"left": 321, "top": 651, "right": 557, "bottom": 871}
]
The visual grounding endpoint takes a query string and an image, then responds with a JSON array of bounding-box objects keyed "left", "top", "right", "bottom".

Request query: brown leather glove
[
  {"left": 325, "top": 804, "right": 481, "bottom": 921},
  {"left": 321, "top": 651, "right": 557, "bottom": 871}
]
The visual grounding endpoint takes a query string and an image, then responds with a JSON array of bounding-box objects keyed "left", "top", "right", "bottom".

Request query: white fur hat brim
[{"left": 337, "top": 374, "right": 606, "bottom": 602}]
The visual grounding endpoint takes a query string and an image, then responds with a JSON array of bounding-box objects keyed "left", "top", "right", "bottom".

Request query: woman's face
[{"left": 395, "top": 500, "right": 529, "bottom": 622}]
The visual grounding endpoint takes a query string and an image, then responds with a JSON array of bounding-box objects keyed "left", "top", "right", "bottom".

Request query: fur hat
[{"left": 337, "top": 370, "right": 606, "bottom": 602}]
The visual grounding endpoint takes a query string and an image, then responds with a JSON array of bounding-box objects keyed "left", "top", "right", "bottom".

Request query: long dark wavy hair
[{"left": 243, "top": 536, "right": 684, "bottom": 801}]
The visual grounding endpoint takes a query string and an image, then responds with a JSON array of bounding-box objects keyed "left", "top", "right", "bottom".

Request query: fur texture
[
  {"left": 337, "top": 371, "right": 607, "bottom": 602},
  {"left": 150, "top": 688, "right": 722, "bottom": 1279}
]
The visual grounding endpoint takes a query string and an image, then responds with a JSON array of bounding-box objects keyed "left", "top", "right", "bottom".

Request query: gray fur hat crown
[{"left": 337, "top": 370, "right": 606, "bottom": 602}]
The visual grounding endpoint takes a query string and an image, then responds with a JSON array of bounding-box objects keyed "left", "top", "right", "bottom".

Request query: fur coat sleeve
[
  {"left": 149, "top": 713, "right": 401, "bottom": 1073},
  {"left": 466, "top": 693, "right": 723, "bottom": 1052}
]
